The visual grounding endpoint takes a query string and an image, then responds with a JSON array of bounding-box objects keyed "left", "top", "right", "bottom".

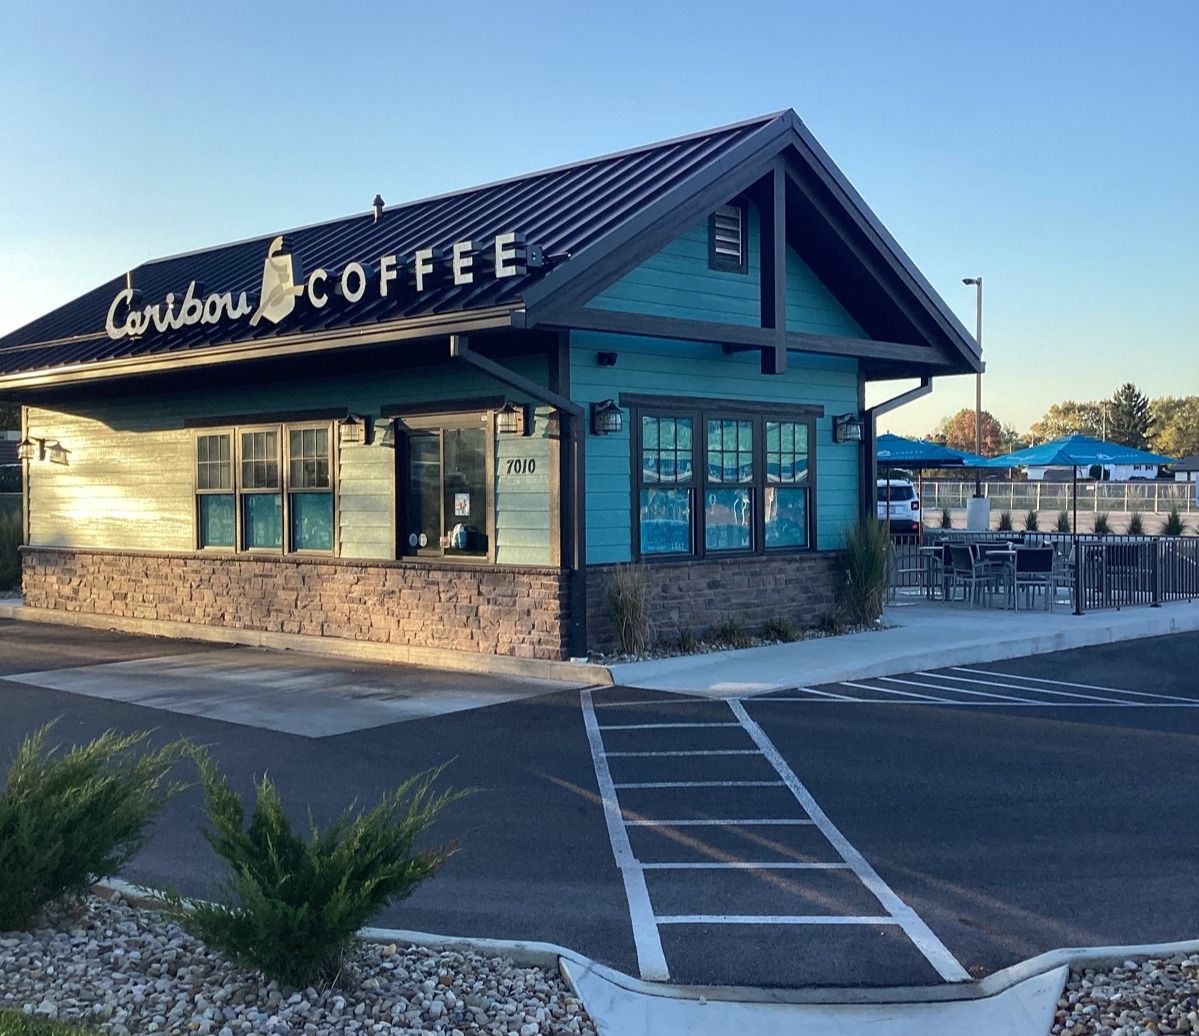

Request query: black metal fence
[{"left": 888, "top": 530, "right": 1198, "bottom": 613}]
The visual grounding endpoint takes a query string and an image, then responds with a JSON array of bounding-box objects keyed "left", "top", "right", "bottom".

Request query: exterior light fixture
[
  {"left": 591, "top": 399, "right": 624, "bottom": 436},
  {"left": 377, "top": 421, "right": 396, "bottom": 448},
  {"left": 46, "top": 442, "right": 70, "bottom": 465},
  {"left": 496, "top": 401, "right": 531, "bottom": 436},
  {"left": 17, "top": 436, "right": 42, "bottom": 462},
  {"left": 833, "top": 413, "right": 864, "bottom": 443},
  {"left": 338, "top": 414, "right": 365, "bottom": 445},
  {"left": 596, "top": 351, "right": 618, "bottom": 367}
]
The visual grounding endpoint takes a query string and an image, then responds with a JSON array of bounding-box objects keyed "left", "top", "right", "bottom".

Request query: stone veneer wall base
[{"left": 21, "top": 546, "right": 580, "bottom": 669}]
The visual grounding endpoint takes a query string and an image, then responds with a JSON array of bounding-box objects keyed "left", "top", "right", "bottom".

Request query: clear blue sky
[{"left": 2, "top": 0, "right": 1195, "bottom": 437}]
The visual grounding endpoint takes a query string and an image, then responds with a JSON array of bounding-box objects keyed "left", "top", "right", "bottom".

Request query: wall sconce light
[
  {"left": 833, "top": 413, "right": 865, "bottom": 443},
  {"left": 377, "top": 421, "right": 396, "bottom": 448},
  {"left": 338, "top": 414, "right": 365, "bottom": 445},
  {"left": 597, "top": 351, "right": 618, "bottom": 367},
  {"left": 496, "top": 401, "right": 531, "bottom": 436},
  {"left": 46, "top": 442, "right": 70, "bottom": 465},
  {"left": 591, "top": 399, "right": 624, "bottom": 436},
  {"left": 17, "top": 436, "right": 43, "bottom": 462}
]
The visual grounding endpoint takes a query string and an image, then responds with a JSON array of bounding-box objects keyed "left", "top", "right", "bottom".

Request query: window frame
[
  {"left": 627, "top": 395, "right": 821, "bottom": 562},
  {"left": 395, "top": 409, "right": 496, "bottom": 564},
  {"left": 191, "top": 419, "right": 338, "bottom": 556}
]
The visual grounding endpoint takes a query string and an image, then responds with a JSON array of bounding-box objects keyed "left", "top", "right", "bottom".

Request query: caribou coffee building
[{"left": 0, "top": 111, "right": 980, "bottom": 663}]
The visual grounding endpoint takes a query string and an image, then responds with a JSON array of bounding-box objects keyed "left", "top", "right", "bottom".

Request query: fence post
[{"left": 1151, "top": 539, "right": 1161, "bottom": 607}]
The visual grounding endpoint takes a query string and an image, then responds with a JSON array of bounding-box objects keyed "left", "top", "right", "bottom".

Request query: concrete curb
[
  {"left": 95, "top": 879, "right": 1198, "bottom": 1007},
  {"left": 0, "top": 602, "right": 613, "bottom": 686}
]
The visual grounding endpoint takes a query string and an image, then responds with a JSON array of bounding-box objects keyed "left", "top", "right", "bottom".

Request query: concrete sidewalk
[{"left": 602, "top": 595, "right": 1199, "bottom": 695}]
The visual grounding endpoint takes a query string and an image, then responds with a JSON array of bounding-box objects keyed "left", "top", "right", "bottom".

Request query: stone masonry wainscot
[
  {"left": 586, "top": 553, "right": 840, "bottom": 653},
  {"left": 20, "top": 547, "right": 571, "bottom": 660}
]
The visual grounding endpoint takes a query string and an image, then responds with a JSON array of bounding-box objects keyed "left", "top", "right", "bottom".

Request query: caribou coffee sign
[{"left": 104, "top": 232, "right": 541, "bottom": 341}]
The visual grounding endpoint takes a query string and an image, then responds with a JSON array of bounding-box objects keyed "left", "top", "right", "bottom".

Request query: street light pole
[{"left": 962, "top": 276, "right": 983, "bottom": 496}]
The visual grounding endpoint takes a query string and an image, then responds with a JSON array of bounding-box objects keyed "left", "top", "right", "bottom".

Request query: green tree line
[{"left": 930, "top": 383, "right": 1199, "bottom": 460}]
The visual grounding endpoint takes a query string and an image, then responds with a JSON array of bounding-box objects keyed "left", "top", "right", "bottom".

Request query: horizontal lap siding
[
  {"left": 495, "top": 407, "right": 552, "bottom": 566},
  {"left": 585, "top": 209, "right": 761, "bottom": 326},
  {"left": 570, "top": 331, "right": 860, "bottom": 562},
  {"left": 786, "top": 246, "right": 866, "bottom": 337},
  {"left": 26, "top": 356, "right": 555, "bottom": 565}
]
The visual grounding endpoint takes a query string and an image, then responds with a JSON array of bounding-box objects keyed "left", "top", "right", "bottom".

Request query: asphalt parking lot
[{"left": 1, "top": 619, "right": 1196, "bottom": 990}]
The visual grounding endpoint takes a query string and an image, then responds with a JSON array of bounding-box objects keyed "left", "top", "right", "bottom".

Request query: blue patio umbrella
[
  {"left": 876, "top": 435, "right": 988, "bottom": 542},
  {"left": 876, "top": 433, "right": 988, "bottom": 469},
  {"left": 984, "top": 434, "right": 1175, "bottom": 536}
]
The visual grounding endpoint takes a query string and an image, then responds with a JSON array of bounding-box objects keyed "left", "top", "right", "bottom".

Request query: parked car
[{"left": 877, "top": 478, "right": 922, "bottom": 534}]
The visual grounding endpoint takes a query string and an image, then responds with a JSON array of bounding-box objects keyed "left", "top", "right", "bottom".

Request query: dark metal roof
[
  {"left": 0, "top": 115, "right": 775, "bottom": 380},
  {"left": 0, "top": 109, "right": 981, "bottom": 386}
]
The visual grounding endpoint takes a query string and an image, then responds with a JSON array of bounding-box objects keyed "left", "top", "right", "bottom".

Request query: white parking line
[
  {"left": 580, "top": 689, "right": 669, "bottom": 981},
  {"left": 614, "top": 780, "right": 785, "bottom": 789},
  {"left": 640, "top": 861, "right": 850, "bottom": 870},
  {"left": 951, "top": 667, "right": 1199, "bottom": 703},
  {"left": 657, "top": 914, "right": 898, "bottom": 926},
  {"left": 839, "top": 681, "right": 960, "bottom": 704},
  {"left": 624, "top": 818, "right": 815, "bottom": 827},
  {"left": 917, "top": 671, "right": 1132, "bottom": 704},
  {"left": 605, "top": 750, "right": 761, "bottom": 757},
  {"left": 728, "top": 699, "right": 970, "bottom": 982},
  {"left": 878, "top": 675, "right": 1042, "bottom": 704},
  {"left": 599, "top": 722, "right": 742, "bottom": 730}
]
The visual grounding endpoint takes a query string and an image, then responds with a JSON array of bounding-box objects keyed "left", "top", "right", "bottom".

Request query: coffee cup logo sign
[
  {"left": 104, "top": 231, "right": 540, "bottom": 342},
  {"left": 250, "top": 237, "right": 304, "bottom": 327}
]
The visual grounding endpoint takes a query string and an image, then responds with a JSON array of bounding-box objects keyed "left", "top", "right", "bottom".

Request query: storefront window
[
  {"left": 764, "top": 421, "right": 809, "bottom": 549},
  {"left": 633, "top": 403, "right": 815, "bottom": 560},
  {"left": 640, "top": 416, "right": 693, "bottom": 555},
  {"left": 402, "top": 418, "right": 490, "bottom": 559},
  {"left": 705, "top": 419, "right": 753, "bottom": 551},
  {"left": 194, "top": 422, "right": 336, "bottom": 554},
  {"left": 288, "top": 427, "right": 333, "bottom": 551},
  {"left": 196, "top": 433, "right": 234, "bottom": 548}
]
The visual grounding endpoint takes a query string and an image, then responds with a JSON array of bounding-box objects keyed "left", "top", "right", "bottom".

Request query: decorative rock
[{"left": 0, "top": 896, "right": 597, "bottom": 1036}]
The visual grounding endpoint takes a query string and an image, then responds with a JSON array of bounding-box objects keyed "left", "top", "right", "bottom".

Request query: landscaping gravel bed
[
  {"left": 0, "top": 893, "right": 597, "bottom": 1035},
  {"left": 1052, "top": 954, "right": 1199, "bottom": 1035}
]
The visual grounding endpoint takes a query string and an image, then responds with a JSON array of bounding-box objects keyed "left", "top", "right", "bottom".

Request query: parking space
[{"left": 581, "top": 689, "right": 967, "bottom": 986}]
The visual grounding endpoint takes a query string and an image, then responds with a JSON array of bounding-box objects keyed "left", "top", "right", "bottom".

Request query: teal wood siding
[
  {"left": 26, "top": 357, "right": 554, "bottom": 566},
  {"left": 494, "top": 405, "right": 553, "bottom": 566},
  {"left": 785, "top": 246, "right": 866, "bottom": 337},
  {"left": 571, "top": 331, "right": 860, "bottom": 563},
  {"left": 585, "top": 207, "right": 761, "bottom": 326}
]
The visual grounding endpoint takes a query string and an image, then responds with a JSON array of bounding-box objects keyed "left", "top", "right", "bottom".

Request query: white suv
[{"left": 877, "top": 478, "right": 922, "bottom": 534}]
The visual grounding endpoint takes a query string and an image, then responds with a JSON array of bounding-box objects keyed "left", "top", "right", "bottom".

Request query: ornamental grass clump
[
  {"left": 841, "top": 517, "right": 890, "bottom": 626},
  {"left": 1056, "top": 510, "right": 1072, "bottom": 533},
  {"left": 709, "top": 618, "right": 751, "bottom": 649},
  {"left": 606, "top": 563, "right": 653, "bottom": 655},
  {"left": 1093, "top": 512, "right": 1112, "bottom": 536},
  {"left": 174, "top": 751, "right": 469, "bottom": 989},
  {"left": 0, "top": 723, "right": 189, "bottom": 931},
  {"left": 939, "top": 507, "right": 953, "bottom": 530},
  {"left": 997, "top": 511, "right": 1013, "bottom": 531},
  {"left": 1163, "top": 505, "right": 1186, "bottom": 537},
  {"left": 1127, "top": 511, "right": 1145, "bottom": 536}
]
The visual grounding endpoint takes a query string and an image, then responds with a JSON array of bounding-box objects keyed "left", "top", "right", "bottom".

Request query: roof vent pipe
[{"left": 372, "top": 194, "right": 384, "bottom": 222}]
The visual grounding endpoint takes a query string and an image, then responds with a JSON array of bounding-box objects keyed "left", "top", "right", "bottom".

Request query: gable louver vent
[{"left": 709, "top": 203, "right": 747, "bottom": 273}]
